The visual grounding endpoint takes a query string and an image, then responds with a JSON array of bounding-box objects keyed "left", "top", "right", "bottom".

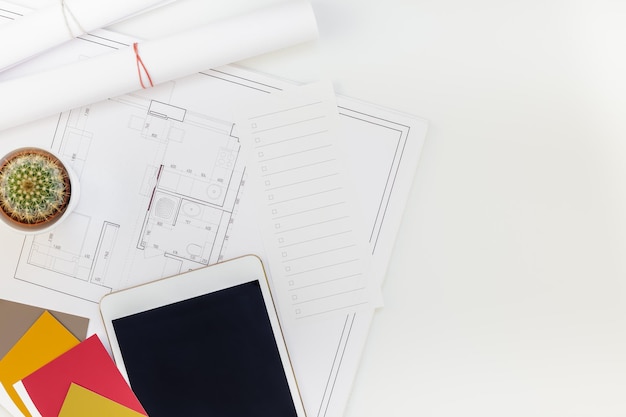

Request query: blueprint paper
[
  {"left": 334, "top": 98, "right": 429, "bottom": 286},
  {"left": 0, "top": 0, "right": 318, "bottom": 131},
  {"left": 0, "top": 7, "right": 428, "bottom": 417},
  {"left": 0, "top": 0, "right": 172, "bottom": 72},
  {"left": 240, "top": 82, "right": 377, "bottom": 322}
]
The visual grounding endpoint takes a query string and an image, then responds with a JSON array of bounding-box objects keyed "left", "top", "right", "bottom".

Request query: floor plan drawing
[{"left": 14, "top": 87, "right": 245, "bottom": 302}]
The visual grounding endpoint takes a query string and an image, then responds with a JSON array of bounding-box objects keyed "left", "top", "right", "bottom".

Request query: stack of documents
[
  {"left": 0, "top": 0, "right": 173, "bottom": 72},
  {"left": 0, "top": 1, "right": 428, "bottom": 417},
  {"left": 0, "top": 0, "right": 318, "bottom": 130},
  {"left": 0, "top": 302, "right": 144, "bottom": 417}
]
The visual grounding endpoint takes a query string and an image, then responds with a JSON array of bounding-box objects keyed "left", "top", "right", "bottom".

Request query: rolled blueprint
[
  {"left": 0, "top": 0, "right": 172, "bottom": 72},
  {"left": 0, "top": 1, "right": 318, "bottom": 131}
]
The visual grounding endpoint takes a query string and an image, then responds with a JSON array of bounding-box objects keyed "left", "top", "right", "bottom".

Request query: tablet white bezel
[{"left": 100, "top": 254, "right": 306, "bottom": 417}]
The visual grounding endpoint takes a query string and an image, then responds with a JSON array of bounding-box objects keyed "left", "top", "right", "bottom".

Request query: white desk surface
[{"left": 7, "top": 1, "right": 626, "bottom": 416}]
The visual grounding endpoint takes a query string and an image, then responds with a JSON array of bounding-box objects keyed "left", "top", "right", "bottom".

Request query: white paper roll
[
  {"left": 0, "top": 1, "right": 318, "bottom": 132},
  {"left": 0, "top": 0, "right": 172, "bottom": 72}
]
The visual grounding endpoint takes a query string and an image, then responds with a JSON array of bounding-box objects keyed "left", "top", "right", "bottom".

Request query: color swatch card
[
  {"left": 14, "top": 335, "right": 147, "bottom": 417},
  {"left": 0, "top": 299, "right": 89, "bottom": 360},
  {"left": 0, "top": 311, "right": 80, "bottom": 417},
  {"left": 58, "top": 384, "right": 146, "bottom": 417}
]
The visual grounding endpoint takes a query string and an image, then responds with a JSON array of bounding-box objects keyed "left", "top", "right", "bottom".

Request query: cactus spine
[{"left": 0, "top": 149, "right": 70, "bottom": 225}]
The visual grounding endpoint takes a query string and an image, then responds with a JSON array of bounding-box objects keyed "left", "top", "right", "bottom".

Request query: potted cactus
[{"left": 0, "top": 147, "right": 78, "bottom": 233}]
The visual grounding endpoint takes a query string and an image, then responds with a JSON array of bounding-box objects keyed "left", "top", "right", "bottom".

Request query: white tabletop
[{"left": 6, "top": 1, "right": 626, "bottom": 416}]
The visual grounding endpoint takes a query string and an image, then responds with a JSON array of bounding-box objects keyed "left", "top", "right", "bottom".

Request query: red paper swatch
[{"left": 16, "top": 335, "right": 146, "bottom": 417}]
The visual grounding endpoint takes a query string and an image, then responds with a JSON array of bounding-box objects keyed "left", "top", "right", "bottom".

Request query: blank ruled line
[
  {"left": 285, "top": 258, "right": 360, "bottom": 277},
  {"left": 295, "top": 301, "right": 370, "bottom": 320},
  {"left": 249, "top": 101, "right": 323, "bottom": 120},
  {"left": 282, "top": 244, "right": 356, "bottom": 263},
  {"left": 269, "top": 187, "right": 343, "bottom": 206},
  {"left": 279, "top": 230, "right": 352, "bottom": 248},
  {"left": 276, "top": 216, "right": 349, "bottom": 235},
  {"left": 262, "top": 158, "right": 336, "bottom": 177},
  {"left": 253, "top": 115, "right": 326, "bottom": 134},
  {"left": 259, "top": 144, "right": 332, "bottom": 163},
  {"left": 267, "top": 173, "right": 339, "bottom": 192},
  {"left": 255, "top": 130, "right": 328, "bottom": 148},
  {"left": 289, "top": 273, "right": 362, "bottom": 291},
  {"left": 273, "top": 201, "right": 345, "bottom": 219},
  {"left": 293, "top": 287, "right": 367, "bottom": 306}
]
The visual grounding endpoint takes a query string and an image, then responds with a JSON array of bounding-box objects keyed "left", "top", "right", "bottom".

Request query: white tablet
[{"left": 100, "top": 255, "right": 306, "bottom": 417}]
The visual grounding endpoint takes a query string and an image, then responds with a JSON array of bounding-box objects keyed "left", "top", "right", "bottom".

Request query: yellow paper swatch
[
  {"left": 59, "top": 383, "right": 146, "bottom": 417},
  {"left": 0, "top": 311, "right": 79, "bottom": 417}
]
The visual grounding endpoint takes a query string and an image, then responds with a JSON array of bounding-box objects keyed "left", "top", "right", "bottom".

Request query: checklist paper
[{"left": 241, "top": 83, "right": 378, "bottom": 322}]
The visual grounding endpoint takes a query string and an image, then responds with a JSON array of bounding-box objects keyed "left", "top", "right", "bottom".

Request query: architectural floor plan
[{"left": 14, "top": 84, "right": 245, "bottom": 302}]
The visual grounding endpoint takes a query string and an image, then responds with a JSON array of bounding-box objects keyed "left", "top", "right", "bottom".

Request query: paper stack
[
  {"left": 0, "top": 1, "right": 429, "bottom": 416},
  {"left": 0, "top": 302, "right": 143, "bottom": 417},
  {"left": 0, "top": 0, "right": 319, "bottom": 131}
]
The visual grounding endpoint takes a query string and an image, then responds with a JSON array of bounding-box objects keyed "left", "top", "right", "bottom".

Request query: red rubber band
[{"left": 133, "top": 42, "right": 154, "bottom": 89}]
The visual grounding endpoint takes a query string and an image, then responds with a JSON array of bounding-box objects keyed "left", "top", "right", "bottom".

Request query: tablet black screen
[{"left": 112, "top": 280, "right": 298, "bottom": 417}]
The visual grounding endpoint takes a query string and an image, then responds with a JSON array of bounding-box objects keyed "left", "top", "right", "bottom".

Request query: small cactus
[{"left": 0, "top": 148, "right": 71, "bottom": 226}]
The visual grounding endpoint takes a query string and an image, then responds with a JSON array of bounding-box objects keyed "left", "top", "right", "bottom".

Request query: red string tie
[{"left": 133, "top": 42, "right": 154, "bottom": 89}]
